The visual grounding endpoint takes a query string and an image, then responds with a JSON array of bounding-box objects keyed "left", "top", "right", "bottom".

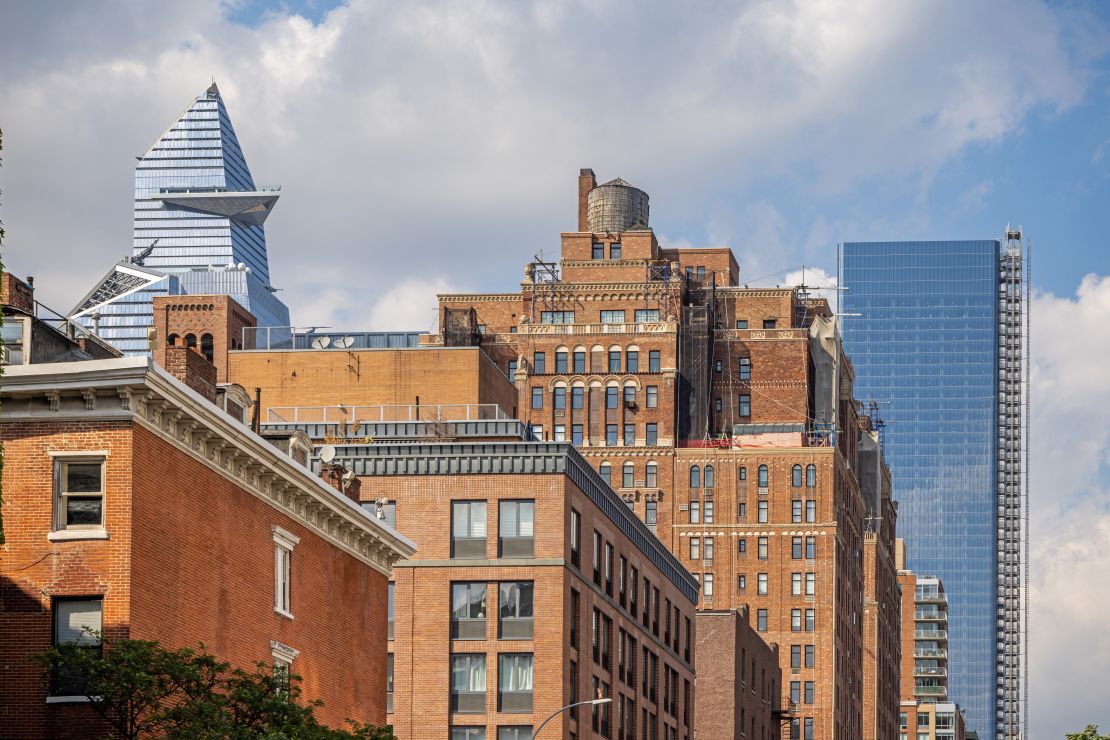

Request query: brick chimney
[
  {"left": 322, "top": 464, "right": 361, "bottom": 505},
  {"left": 578, "top": 168, "right": 596, "bottom": 232},
  {"left": 163, "top": 343, "right": 218, "bottom": 404},
  {"left": 1, "top": 272, "right": 35, "bottom": 314}
]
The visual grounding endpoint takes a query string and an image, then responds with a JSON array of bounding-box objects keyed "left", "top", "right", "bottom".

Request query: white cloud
[
  {"left": 1028, "top": 274, "right": 1110, "bottom": 737},
  {"left": 365, "top": 277, "right": 454, "bottom": 332}
]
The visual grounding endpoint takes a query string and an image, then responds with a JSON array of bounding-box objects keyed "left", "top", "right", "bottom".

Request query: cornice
[
  {"left": 437, "top": 293, "right": 523, "bottom": 302},
  {"left": 0, "top": 359, "right": 416, "bottom": 574}
]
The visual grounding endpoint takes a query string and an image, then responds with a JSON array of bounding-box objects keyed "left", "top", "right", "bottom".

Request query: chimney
[
  {"left": 322, "top": 464, "right": 361, "bottom": 505},
  {"left": 163, "top": 345, "right": 218, "bottom": 404},
  {"left": 578, "top": 168, "right": 596, "bottom": 232}
]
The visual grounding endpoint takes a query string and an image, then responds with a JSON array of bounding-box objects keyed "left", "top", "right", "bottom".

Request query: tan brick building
[
  {"left": 695, "top": 608, "right": 781, "bottom": 740},
  {"left": 0, "top": 356, "right": 415, "bottom": 739},
  {"left": 318, "top": 425, "right": 698, "bottom": 740}
]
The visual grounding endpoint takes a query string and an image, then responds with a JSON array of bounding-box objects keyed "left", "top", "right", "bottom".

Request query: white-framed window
[
  {"left": 52, "top": 455, "right": 107, "bottom": 535},
  {"left": 270, "top": 640, "right": 299, "bottom": 695},
  {"left": 273, "top": 526, "right": 300, "bottom": 618},
  {"left": 51, "top": 596, "right": 104, "bottom": 697}
]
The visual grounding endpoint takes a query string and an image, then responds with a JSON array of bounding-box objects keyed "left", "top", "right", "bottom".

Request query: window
[
  {"left": 688, "top": 501, "right": 700, "bottom": 524},
  {"left": 570, "top": 590, "right": 581, "bottom": 647},
  {"left": 388, "top": 582, "right": 395, "bottom": 639},
  {"left": 790, "top": 681, "right": 801, "bottom": 705},
  {"left": 757, "top": 573, "right": 768, "bottom": 595},
  {"left": 792, "top": 465, "right": 803, "bottom": 487},
  {"left": 54, "top": 458, "right": 105, "bottom": 532},
  {"left": 790, "top": 645, "right": 801, "bottom": 669},
  {"left": 386, "top": 652, "right": 394, "bottom": 713},
  {"left": 689, "top": 466, "right": 701, "bottom": 488},
  {"left": 763, "top": 319, "right": 777, "bottom": 329},
  {"left": 704, "top": 537, "right": 715, "bottom": 561},
  {"left": 715, "top": 397, "right": 722, "bottom": 412},
  {"left": 757, "top": 500, "right": 768, "bottom": 523},
  {"left": 792, "top": 537, "right": 803, "bottom": 559},
  {"left": 703, "top": 574, "right": 714, "bottom": 598},
  {"left": 804, "top": 681, "right": 814, "bottom": 704},
  {"left": 736, "top": 320, "right": 748, "bottom": 329},
  {"left": 200, "top": 332, "right": 214, "bottom": 362},
  {"left": 452, "top": 501, "right": 487, "bottom": 559},
  {"left": 739, "top": 357, "right": 751, "bottom": 380},
  {"left": 806, "top": 500, "right": 816, "bottom": 522},
  {"left": 714, "top": 360, "right": 722, "bottom": 373},
  {"left": 738, "top": 575, "right": 746, "bottom": 592},
  {"left": 900, "top": 713, "right": 909, "bottom": 730},
  {"left": 499, "top": 582, "right": 534, "bottom": 640},
  {"left": 804, "top": 718, "right": 814, "bottom": 740},
  {"left": 531, "top": 387, "right": 543, "bottom": 409},
  {"left": 805, "top": 536, "right": 816, "bottom": 559},
  {"left": 689, "top": 537, "right": 701, "bottom": 560},
  {"left": 758, "top": 536, "right": 768, "bottom": 560},
  {"left": 609, "top": 350, "right": 622, "bottom": 373},
  {"left": 606, "top": 387, "right": 619, "bottom": 409},
  {"left": 635, "top": 309, "right": 660, "bottom": 323},
  {"left": 610, "top": 242, "right": 622, "bottom": 259},
  {"left": 646, "top": 423, "right": 658, "bottom": 446},
  {"left": 498, "top": 727, "right": 532, "bottom": 740},
  {"left": 499, "top": 500, "right": 534, "bottom": 558},
  {"left": 570, "top": 386, "right": 584, "bottom": 410},
  {"left": 738, "top": 538, "right": 747, "bottom": 554},
  {"left": 792, "top": 500, "right": 803, "bottom": 523},
  {"left": 645, "top": 501, "right": 657, "bottom": 525},
  {"left": 623, "top": 462, "right": 635, "bottom": 488},
  {"left": 605, "top": 543, "right": 614, "bottom": 596},
  {"left": 918, "top": 714, "right": 930, "bottom": 728},
  {"left": 623, "top": 424, "right": 635, "bottom": 446},
  {"left": 574, "top": 350, "right": 586, "bottom": 373},
  {"left": 704, "top": 465, "right": 715, "bottom": 488},
  {"left": 805, "top": 609, "right": 815, "bottom": 631},
  {"left": 553, "top": 425, "right": 566, "bottom": 442},
  {"left": 1, "top": 318, "right": 27, "bottom": 364},
  {"left": 704, "top": 500, "right": 714, "bottom": 523},
  {"left": 644, "top": 385, "right": 659, "bottom": 409},
  {"left": 540, "top": 311, "right": 574, "bottom": 324},
  {"left": 592, "top": 531, "right": 603, "bottom": 586},
  {"left": 593, "top": 242, "right": 605, "bottom": 259},
  {"left": 792, "top": 573, "right": 802, "bottom": 596},
  {"left": 451, "top": 729, "right": 485, "bottom": 740},
  {"left": 619, "top": 556, "right": 628, "bottom": 607},
  {"left": 570, "top": 509, "right": 581, "bottom": 567},
  {"left": 805, "top": 645, "right": 815, "bottom": 667},
  {"left": 758, "top": 465, "right": 769, "bottom": 488},
  {"left": 452, "top": 582, "right": 488, "bottom": 639},
  {"left": 739, "top": 395, "right": 751, "bottom": 417},
  {"left": 606, "top": 424, "right": 618, "bottom": 446},
  {"left": 273, "top": 526, "right": 298, "bottom": 617},
  {"left": 806, "top": 573, "right": 816, "bottom": 595},
  {"left": 601, "top": 310, "right": 626, "bottom": 324},
  {"left": 626, "top": 351, "right": 639, "bottom": 373},
  {"left": 648, "top": 350, "right": 661, "bottom": 372},
  {"left": 555, "top": 351, "right": 568, "bottom": 374},
  {"left": 533, "top": 351, "right": 546, "bottom": 373},
  {"left": 806, "top": 464, "right": 817, "bottom": 488},
  {"left": 451, "top": 654, "right": 487, "bottom": 713},
  {"left": 51, "top": 597, "right": 103, "bottom": 696},
  {"left": 572, "top": 424, "right": 584, "bottom": 445},
  {"left": 738, "top": 465, "right": 747, "bottom": 482},
  {"left": 791, "top": 609, "right": 802, "bottom": 631},
  {"left": 738, "top": 502, "right": 747, "bottom": 519}
]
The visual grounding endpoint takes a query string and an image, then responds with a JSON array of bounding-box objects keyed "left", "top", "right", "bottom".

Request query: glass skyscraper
[
  {"left": 71, "top": 83, "right": 290, "bottom": 355},
  {"left": 840, "top": 239, "right": 1026, "bottom": 740}
]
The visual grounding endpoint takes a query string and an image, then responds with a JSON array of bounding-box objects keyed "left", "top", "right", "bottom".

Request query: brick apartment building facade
[
  {"left": 0, "top": 355, "right": 415, "bottom": 738},
  {"left": 314, "top": 428, "right": 698, "bottom": 740},
  {"left": 695, "top": 608, "right": 781, "bottom": 740},
  {"left": 414, "top": 169, "right": 897, "bottom": 739}
]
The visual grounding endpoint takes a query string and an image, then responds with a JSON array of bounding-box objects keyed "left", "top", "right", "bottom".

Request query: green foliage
[
  {"left": 33, "top": 636, "right": 396, "bottom": 740},
  {"left": 1067, "top": 726, "right": 1110, "bottom": 740}
]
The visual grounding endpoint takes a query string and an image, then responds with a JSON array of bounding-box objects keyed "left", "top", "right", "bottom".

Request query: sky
[{"left": 1, "top": 0, "right": 1109, "bottom": 735}]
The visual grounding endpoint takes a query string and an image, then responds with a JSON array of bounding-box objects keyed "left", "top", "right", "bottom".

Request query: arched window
[
  {"left": 185, "top": 333, "right": 197, "bottom": 348},
  {"left": 166, "top": 333, "right": 179, "bottom": 347},
  {"left": 806, "top": 464, "right": 817, "bottom": 488},
  {"left": 689, "top": 465, "right": 701, "bottom": 489},
  {"left": 704, "top": 465, "right": 715, "bottom": 488},
  {"left": 758, "top": 465, "right": 769, "bottom": 488},
  {"left": 792, "top": 465, "right": 803, "bottom": 487},
  {"left": 599, "top": 462, "right": 612, "bottom": 486},
  {"left": 200, "top": 333, "right": 214, "bottom": 363},
  {"left": 623, "top": 462, "right": 635, "bottom": 488},
  {"left": 646, "top": 461, "right": 658, "bottom": 488}
]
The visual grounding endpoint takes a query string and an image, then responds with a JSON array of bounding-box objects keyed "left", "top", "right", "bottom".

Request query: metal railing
[
  {"left": 914, "top": 610, "right": 947, "bottom": 621},
  {"left": 913, "top": 648, "right": 947, "bottom": 659},
  {"left": 242, "top": 326, "right": 425, "bottom": 351},
  {"left": 266, "top": 403, "right": 512, "bottom": 424},
  {"left": 915, "top": 629, "right": 948, "bottom": 641},
  {"left": 517, "top": 321, "right": 677, "bottom": 336},
  {"left": 914, "top": 666, "right": 947, "bottom": 677}
]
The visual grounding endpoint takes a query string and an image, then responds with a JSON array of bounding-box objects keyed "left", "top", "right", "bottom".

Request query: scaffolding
[
  {"left": 996, "top": 226, "right": 1027, "bottom": 740},
  {"left": 678, "top": 273, "right": 717, "bottom": 440}
]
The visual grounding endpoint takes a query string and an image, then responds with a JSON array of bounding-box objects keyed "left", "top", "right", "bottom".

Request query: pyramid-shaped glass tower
[{"left": 72, "top": 83, "right": 290, "bottom": 355}]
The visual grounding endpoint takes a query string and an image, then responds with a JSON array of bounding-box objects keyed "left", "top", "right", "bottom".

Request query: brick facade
[
  {"left": 695, "top": 608, "right": 781, "bottom": 740},
  {"left": 152, "top": 294, "right": 257, "bottom": 383}
]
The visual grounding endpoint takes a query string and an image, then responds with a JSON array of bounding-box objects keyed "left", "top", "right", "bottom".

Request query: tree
[
  {"left": 1067, "top": 727, "right": 1110, "bottom": 740},
  {"left": 34, "top": 636, "right": 395, "bottom": 739}
]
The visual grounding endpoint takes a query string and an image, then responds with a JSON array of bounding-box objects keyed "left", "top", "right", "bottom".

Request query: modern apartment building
[
  {"left": 71, "top": 83, "right": 291, "bottom": 356},
  {"left": 0, "top": 352, "right": 414, "bottom": 738},
  {"left": 840, "top": 238, "right": 1028, "bottom": 738},
  {"left": 313, "top": 422, "right": 698, "bottom": 740},
  {"left": 416, "top": 170, "right": 897, "bottom": 739}
]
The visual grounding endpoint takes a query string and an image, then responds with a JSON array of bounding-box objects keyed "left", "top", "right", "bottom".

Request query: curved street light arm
[{"left": 531, "top": 697, "right": 612, "bottom": 739}]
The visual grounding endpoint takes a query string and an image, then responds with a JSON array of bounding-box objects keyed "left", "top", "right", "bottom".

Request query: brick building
[
  {"left": 152, "top": 293, "right": 257, "bottom": 382},
  {"left": 418, "top": 169, "right": 896, "bottom": 739},
  {"left": 309, "top": 420, "right": 698, "bottom": 740},
  {"left": 0, "top": 356, "right": 415, "bottom": 739},
  {"left": 896, "top": 540, "right": 966, "bottom": 740},
  {"left": 2, "top": 272, "right": 120, "bottom": 366},
  {"left": 695, "top": 608, "right": 781, "bottom": 740}
]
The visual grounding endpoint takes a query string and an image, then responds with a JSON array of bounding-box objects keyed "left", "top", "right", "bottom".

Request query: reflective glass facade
[
  {"left": 840, "top": 241, "right": 1000, "bottom": 738},
  {"left": 76, "top": 84, "right": 289, "bottom": 355}
]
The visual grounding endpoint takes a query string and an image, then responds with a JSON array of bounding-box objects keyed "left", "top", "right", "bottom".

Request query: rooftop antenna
[{"left": 130, "top": 239, "right": 160, "bottom": 266}]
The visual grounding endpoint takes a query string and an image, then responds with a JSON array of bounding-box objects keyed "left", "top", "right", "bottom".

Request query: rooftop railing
[
  {"left": 242, "top": 326, "right": 425, "bottom": 351},
  {"left": 266, "top": 403, "right": 512, "bottom": 425},
  {"left": 516, "top": 321, "right": 677, "bottom": 336}
]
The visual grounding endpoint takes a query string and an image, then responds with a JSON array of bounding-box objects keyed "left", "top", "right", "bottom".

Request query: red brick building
[{"left": 0, "top": 356, "right": 415, "bottom": 739}]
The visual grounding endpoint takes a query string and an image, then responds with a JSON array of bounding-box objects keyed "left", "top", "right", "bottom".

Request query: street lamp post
[{"left": 530, "top": 697, "right": 612, "bottom": 739}]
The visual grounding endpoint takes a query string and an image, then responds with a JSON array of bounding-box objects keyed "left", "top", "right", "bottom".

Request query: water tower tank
[{"left": 586, "top": 178, "right": 649, "bottom": 233}]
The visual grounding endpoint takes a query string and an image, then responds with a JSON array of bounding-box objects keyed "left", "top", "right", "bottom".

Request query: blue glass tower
[
  {"left": 840, "top": 239, "right": 1027, "bottom": 739},
  {"left": 71, "top": 83, "right": 290, "bottom": 355}
]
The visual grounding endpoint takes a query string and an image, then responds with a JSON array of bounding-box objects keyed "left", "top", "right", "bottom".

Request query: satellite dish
[
  {"left": 319, "top": 445, "right": 336, "bottom": 463},
  {"left": 342, "top": 470, "right": 356, "bottom": 484},
  {"left": 311, "top": 336, "right": 332, "bottom": 349},
  {"left": 337, "top": 336, "right": 355, "bottom": 348}
]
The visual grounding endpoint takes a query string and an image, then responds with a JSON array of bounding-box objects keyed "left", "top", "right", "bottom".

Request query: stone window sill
[
  {"left": 48, "top": 529, "right": 109, "bottom": 543},
  {"left": 46, "top": 696, "right": 95, "bottom": 704}
]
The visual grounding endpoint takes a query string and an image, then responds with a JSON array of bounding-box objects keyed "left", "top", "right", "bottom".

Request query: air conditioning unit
[{"left": 624, "top": 400, "right": 637, "bottom": 410}]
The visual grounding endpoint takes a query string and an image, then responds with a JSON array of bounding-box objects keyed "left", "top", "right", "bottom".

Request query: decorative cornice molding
[{"left": 0, "top": 358, "right": 416, "bottom": 574}]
